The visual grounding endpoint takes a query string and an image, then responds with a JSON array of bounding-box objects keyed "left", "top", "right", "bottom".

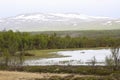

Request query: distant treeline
[
  {"left": 31, "top": 30, "right": 120, "bottom": 38},
  {"left": 0, "top": 30, "right": 120, "bottom": 54}
]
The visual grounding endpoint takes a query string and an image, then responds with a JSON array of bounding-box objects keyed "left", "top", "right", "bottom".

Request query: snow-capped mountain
[{"left": 0, "top": 13, "right": 120, "bottom": 31}]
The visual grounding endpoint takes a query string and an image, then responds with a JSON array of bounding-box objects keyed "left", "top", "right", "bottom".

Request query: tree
[
  {"left": 90, "top": 56, "right": 97, "bottom": 67},
  {"left": 110, "top": 46, "right": 120, "bottom": 70},
  {"left": 105, "top": 55, "right": 114, "bottom": 67},
  {"left": 3, "top": 49, "right": 10, "bottom": 66}
]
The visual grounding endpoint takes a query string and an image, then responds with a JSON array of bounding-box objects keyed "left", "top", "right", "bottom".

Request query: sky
[{"left": 0, "top": 0, "right": 120, "bottom": 18}]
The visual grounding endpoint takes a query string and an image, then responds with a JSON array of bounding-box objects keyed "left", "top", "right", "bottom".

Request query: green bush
[
  {"left": 34, "top": 76, "right": 116, "bottom": 80},
  {"left": 23, "top": 66, "right": 119, "bottom": 76}
]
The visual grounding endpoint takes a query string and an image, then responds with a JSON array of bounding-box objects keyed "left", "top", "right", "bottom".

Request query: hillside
[{"left": 0, "top": 13, "right": 120, "bottom": 31}]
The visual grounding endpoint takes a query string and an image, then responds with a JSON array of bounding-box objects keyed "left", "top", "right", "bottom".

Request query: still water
[{"left": 24, "top": 49, "right": 111, "bottom": 66}]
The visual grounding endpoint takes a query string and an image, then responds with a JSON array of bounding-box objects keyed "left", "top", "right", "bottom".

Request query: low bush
[
  {"left": 23, "top": 66, "right": 117, "bottom": 75},
  {"left": 24, "top": 52, "right": 35, "bottom": 56},
  {"left": 34, "top": 76, "right": 120, "bottom": 80}
]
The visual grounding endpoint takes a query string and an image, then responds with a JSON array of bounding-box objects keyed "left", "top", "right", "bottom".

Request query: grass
[
  {"left": 1, "top": 65, "right": 119, "bottom": 80},
  {"left": 0, "top": 71, "right": 43, "bottom": 80},
  {"left": 25, "top": 49, "right": 62, "bottom": 59},
  {"left": 0, "top": 70, "right": 104, "bottom": 80},
  {"left": 0, "top": 71, "right": 71, "bottom": 80},
  {"left": 0, "top": 70, "right": 119, "bottom": 80}
]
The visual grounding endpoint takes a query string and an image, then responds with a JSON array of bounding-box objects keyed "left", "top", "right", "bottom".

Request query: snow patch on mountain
[
  {"left": 50, "top": 13, "right": 89, "bottom": 19},
  {"left": 0, "top": 19, "right": 4, "bottom": 22},
  {"left": 103, "top": 21, "right": 112, "bottom": 25},
  {"left": 115, "top": 20, "right": 120, "bottom": 23},
  {"left": 73, "top": 23, "right": 77, "bottom": 26},
  {"left": 14, "top": 14, "right": 49, "bottom": 21},
  {"left": 13, "top": 13, "right": 111, "bottom": 22},
  {"left": 50, "top": 13, "right": 110, "bottom": 20}
]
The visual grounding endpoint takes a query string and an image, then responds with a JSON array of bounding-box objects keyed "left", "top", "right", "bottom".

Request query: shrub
[{"left": 24, "top": 52, "right": 35, "bottom": 56}]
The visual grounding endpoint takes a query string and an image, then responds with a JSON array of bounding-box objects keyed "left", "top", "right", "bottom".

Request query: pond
[{"left": 24, "top": 49, "right": 112, "bottom": 66}]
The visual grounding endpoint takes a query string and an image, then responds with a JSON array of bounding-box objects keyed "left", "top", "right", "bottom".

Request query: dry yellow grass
[
  {"left": 0, "top": 71, "right": 97, "bottom": 80},
  {"left": 0, "top": 71, "right": 72, "bottom": 80}
]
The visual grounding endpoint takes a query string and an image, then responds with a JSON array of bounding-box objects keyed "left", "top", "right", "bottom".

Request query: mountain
[{"left": 0, "top": 13, "right": 120, "bottom": 31}]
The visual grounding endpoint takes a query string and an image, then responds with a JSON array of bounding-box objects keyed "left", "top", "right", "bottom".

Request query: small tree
[
  {"left": 90, "top": 56, "right": 97, "bottom": 67},
  {"left": 3, "top": 49, "right": 10, "bottom": 66},
  {"left": 110, "top": 46, "right": 120, "bottom": 70},
  {"left": 105, "top": 55, "right": 114, "bottom": 66},
  {"left": 89, "top": 56, "right": 97, "bottom": 74}
]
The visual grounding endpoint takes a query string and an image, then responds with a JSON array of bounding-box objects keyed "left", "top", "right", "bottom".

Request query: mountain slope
[{"left": 0, "top": 13, "right": 120, "bottom": 31}]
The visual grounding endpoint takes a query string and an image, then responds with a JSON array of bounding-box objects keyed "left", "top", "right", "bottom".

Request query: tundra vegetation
[{"left": 0, "top": 30, "right": 120, "bottom": 80}]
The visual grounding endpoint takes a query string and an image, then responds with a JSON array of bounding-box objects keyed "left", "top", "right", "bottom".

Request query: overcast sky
[{"left": 0, "top": 0, "right": 120, "bottom": 18}]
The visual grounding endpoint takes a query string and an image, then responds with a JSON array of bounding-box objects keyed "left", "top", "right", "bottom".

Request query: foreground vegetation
[
  {"left": 0, "top": 66, "right": 120, "bottom": 80},
  {"left": 0, "top": 71, "right": 120, "bottom": 80},
  {"left": 1, "top": 70, "right": 120, "bottom": 80},
  {"left": 36, "top": 74, "right": 120, "bottom": 80}
]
